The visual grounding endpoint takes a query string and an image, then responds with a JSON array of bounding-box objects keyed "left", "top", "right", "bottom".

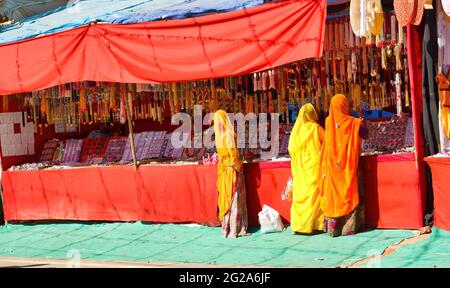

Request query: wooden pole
[{"left": 125, "top": 90, "right": 138, "bottom": 170}]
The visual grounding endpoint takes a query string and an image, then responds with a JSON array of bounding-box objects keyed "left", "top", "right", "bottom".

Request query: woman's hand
[{"left": 356, "top": 107, "right": 363, "bottom": 118}]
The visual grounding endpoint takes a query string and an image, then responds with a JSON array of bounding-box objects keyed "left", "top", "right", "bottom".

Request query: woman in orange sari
[
  {"left": 320, "top": 94, "right": 367, "bottom": 237},
  {"left": 214, "top": 110, "right": 249, "bottom": 238},
  {"left": 288, "top": 103, "right": 325, "bottom": 234}
]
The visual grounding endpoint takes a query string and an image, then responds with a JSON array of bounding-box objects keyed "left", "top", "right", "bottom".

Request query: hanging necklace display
[
  {"left": 144, "top": 90, "right": 149, "bottom": 120},
  {"left": 339, "top": 19, "right": 346, "bottom": 94},
  {"left": 168, "top": 83, "right": 174, "bottom": 116},
  {"left": 245, "top": 75, "right": 252, "bottom": 114},
  {"left": 79, "top": 87, "right": 87, "bottom": 125},
  {"left": 210, "top": 79, "right": 217, "bottom": 113},
  {"left": 259, "top": 72, "right": 265, "bottom": 113},
  {"left": 268, "top": 70, "right": 275, "bottom": 114},
  {"left": 332, "top": 20, "right": 338, "bottom": 88},
  {"left": 157, "top": 88, "right": 163, "bottom": 124},
  {"left": 201, "top": 81, "right": 207, "bottom": 113},
  {"left": 390, "top": 14, "right": 397, "bottom": 55},
  {"left": 30, "top": 92, "right": 38, "bottom": 132},
  {"left": 257, "top": 72, "right": 268, "bottom": 113},
  {"left": 40, "top": 90, "right": 47, "bottom": 128},
  {"left": 324, "top": 51, "right": 331, "bottom": 111},
  {"left": 254, "top": 73, "right": 259, "bottom": 114},
  {"left": 298, "top": 64, "right": 305, "bottom": 108},
  {"left": 150, "top": 90, "right": 155, "bottom": 121},
  {"left": 368, "top": 46, "right": 375, "bottom": 110},
  {"left": 283, "top": 67, "right": 289, "bottom": 123},
  {"left": 172, "top": 83, "right": 178, "bottom": 113},
  {"left": 154, "top": 88, "right": 159, "bottom": 121},
  {"left": 120, "top": 85, "right": 126, "bottom": 124},
  {"left": 233, "top": 77, "right": 239, "bottom": 114},
  {"left": 404, "top": 57, "right": 410, "bottom": 108},
  {"left": 187, "top": 81, "right": 192, "bottom": 113},
  {"left": 144, "top": 90, "right": 150, "bottom": 120},
  {"left": 395, "top": 72, "right": 403, "bottom": 115},
  {"left": 180, "top": 82, "right": 185, "bottom": 111},
  {"left": 237, "top": 76, "right": 243, "bottom": 114},
  {"left": 395, "top": 26, "right": 403, "bottom": 71}
]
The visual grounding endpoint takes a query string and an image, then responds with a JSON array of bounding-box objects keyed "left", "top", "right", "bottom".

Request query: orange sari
[{"left": 320, "top": 94, "right": 362, "bottom": 219}]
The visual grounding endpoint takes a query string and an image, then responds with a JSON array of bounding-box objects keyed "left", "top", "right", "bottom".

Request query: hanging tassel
[
  {"left": 404, "top": 59, "right": 410, "bottom": 108},
  {"left": 120, "top": 84, "right": 127, "bottom": 125},
  {"left": 172, "top": 83, "right": 179, "bottom": 113},
  {"left": 395, "top": 73, "right": 402, "bottom": 115},
  {"left": 79, "top": 88, "right": 87, "bottom": 124}
]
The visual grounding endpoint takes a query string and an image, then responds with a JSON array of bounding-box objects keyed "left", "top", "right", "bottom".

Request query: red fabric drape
[
  {"left": 245, "top": 156, "right": 423, "bottom": 229},
  {"left": 0, "top": 0, "right": 326, "bottom": 95},
  {"left": 407, "top": 25, "right": 426, "bottom": 221},
  {"left": 361, "top": 154, "right": 423, "bottom": 229},
  {"left": 424, "top": 157, "right": 450, "bottom": 231},
  {"left": 2, "top": 157, "right": 423, "bottom": 229},
  {"left": 2, "top": 165, "right": 218, "bottom": 224},
  {"left": 245, "top": 161, "right": 292, "bottom": 225}
]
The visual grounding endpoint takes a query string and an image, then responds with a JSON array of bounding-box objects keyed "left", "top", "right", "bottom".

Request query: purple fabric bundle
[
  {"left": 61, "top": 139, "right": 83, "bottom": 163},
  {"left": 103, "top": 137, "right": 127, "bottom": 163}
]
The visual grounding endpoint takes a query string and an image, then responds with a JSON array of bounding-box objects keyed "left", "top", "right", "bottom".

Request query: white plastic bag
[{"left": 258, "top": 205, "right": 285, "bottom": 234}]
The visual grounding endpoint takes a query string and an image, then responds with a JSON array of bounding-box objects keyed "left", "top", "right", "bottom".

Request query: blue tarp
[
  {"left": 0, "top": 0, "right": 266, "bottom": 45},
  {"left": 0, "top": 0, "right": 69, "bottom": 21}
]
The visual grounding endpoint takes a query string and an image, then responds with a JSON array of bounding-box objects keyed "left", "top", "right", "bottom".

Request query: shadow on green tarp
[
  {"left": 0, "top": 222, "right": 415, "bottom": 267},
  {"left": 367, "top": 228, "right": 450, "bottom": 268}
]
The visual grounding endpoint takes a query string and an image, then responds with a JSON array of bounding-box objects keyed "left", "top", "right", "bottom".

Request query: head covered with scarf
[
  {"left": 320, "top": 94, "right": 362, "bottom": 218},
  {"left": 213, "top": 110, "right": 242, "bottom": 220},
  {"left": 289, "top": 103, "right": 320, "bottom": 152}
]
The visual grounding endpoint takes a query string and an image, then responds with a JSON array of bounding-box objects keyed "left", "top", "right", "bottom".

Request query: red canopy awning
[{"left": 0, "top": 0, "right": 326, "bottom": 95}]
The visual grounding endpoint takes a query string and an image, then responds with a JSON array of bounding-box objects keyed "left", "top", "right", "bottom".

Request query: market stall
[{"left": 0, "top": 0, "right": 428, "bottom": 230}]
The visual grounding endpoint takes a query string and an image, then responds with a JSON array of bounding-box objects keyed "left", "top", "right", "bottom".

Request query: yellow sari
[
  {"left": 214, "top": 110, "right": 248, "bottom": 238},
  {"left": 288, "top": 103, "right": 325, "bottom": 234}
]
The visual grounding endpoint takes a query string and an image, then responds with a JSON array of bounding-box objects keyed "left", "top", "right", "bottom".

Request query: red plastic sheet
[
  {"left": 2, "top": 164, "right": 218, "bottom": 224},
  {"left": 0, "top": 0, "right": 326, "bottom": 95},
  {"left": 424, "top": 157, "right": 450, "bottom": 231}
]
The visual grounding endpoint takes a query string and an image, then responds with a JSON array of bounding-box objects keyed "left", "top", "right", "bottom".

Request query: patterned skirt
[
  {"left": 222, "top": 171, "right": 250, "bottom": 238},
  {"left": 323, "top": 167, "right": 366, "bottom": 237}
]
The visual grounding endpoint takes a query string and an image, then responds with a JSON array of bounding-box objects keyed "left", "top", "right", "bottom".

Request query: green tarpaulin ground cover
[
  {"left": 366, "top": 228, "right": 450, "bottom": 268},
  {"left": 0, "top": 222, "right": 417, "bottom": 267}
]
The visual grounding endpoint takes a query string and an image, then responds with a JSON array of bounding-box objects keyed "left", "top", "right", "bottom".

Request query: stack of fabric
[
  {"left": 39, "top": 139, "right": 60, "bottom": 162},
  {"left": 60, "top": 139, "right": 83, "bottom": 163},
  {"left": 102, "top": 137, "right": 127, "bottom": 163},
  {"left": 135, "top": 132, "right": 152, "bottom": 160},
  {"left": 80, "top": 137, "right": 110, "bottom": 164},
  {"left": 121, "top": 133, "right": 141, "bottom": 163}
]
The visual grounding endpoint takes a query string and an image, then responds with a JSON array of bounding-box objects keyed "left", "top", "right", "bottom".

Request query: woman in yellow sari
[
  {"left": 320, "top": 94, "right": 367, "bottom": 237},
  {"left": 214, "top": 110, "right": 249, "bottom": 238},
  {"left": 288, "top": 103, "right": 325, "bottom": 234}
]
